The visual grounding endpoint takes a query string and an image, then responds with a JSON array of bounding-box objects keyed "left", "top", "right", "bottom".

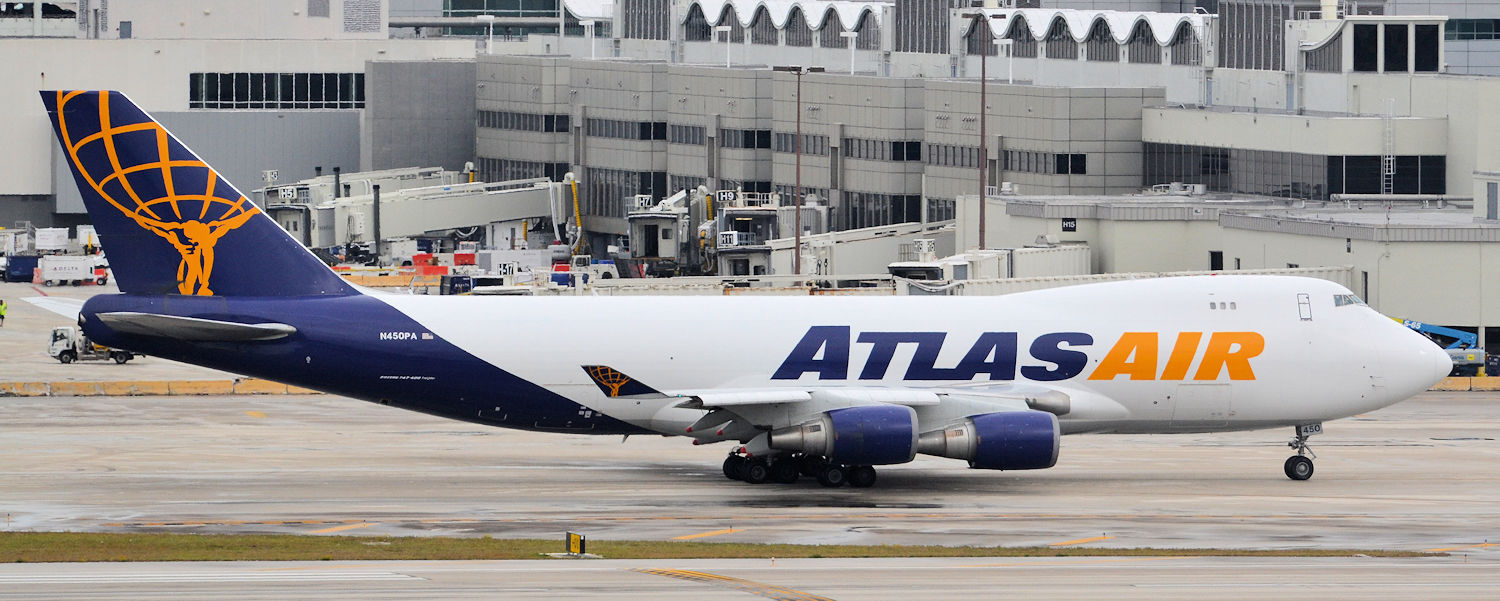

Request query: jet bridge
[{"left": 267, "top": 176, "right": 564, "bottom": 250}]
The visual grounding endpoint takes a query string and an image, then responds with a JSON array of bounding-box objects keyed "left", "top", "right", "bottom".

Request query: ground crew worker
[{"left": 0, "top": 299, "right": 7, "bottom": 327}]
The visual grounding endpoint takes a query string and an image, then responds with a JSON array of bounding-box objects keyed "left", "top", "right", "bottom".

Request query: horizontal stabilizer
[
  {"left": 582, "top": 365, "right": 663, "bottom": 398},
  {"left": 21, "top": 296, "right": 85, "bottom": 320},
  {"left": 96, "top": 312, "right": 296, "bottom": 341}
]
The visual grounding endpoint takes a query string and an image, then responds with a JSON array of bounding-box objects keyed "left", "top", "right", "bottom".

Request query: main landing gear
[
  {"left": 723, "top": 452, "right": 877, "bottom": 488},
  {"left": 1284, "top": 423, "right": 1321, "bottom": 481}
]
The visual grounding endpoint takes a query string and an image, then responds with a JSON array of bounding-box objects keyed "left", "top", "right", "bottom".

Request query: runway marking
[
  {"left": 244, "top": 410, "right": 266, "bottom": 418},
  {"left": 672, "top": 528, "right": 741, "bottom": 540},
  {"left": 634, "top": 568, "right": 833, "bottom": 601},
  {"left": 1425, "top": 542, "right": 1498, "bottom": 552},
  {"left": 310, "top": 522, "right": 373, "bottom": 534},
  {"left": 0, "top": 570, "right": 419, "bottom": 584},
  {"left": 1049, "top": 535, "right": 1114, "bottom": 547},
  {"left": 960, "top": 556, "right": 1193, "bottom": 568},
  {"left": 95, "top": 511, "right": 1415, "bottom": 532}
]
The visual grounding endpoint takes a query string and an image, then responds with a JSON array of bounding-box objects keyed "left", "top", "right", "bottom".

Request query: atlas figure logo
[
  {"left": 772, "top": 326, "right": 1265, "bottom": 382},
  {"left": 52, "top": 90, "right": 259, "bottom": 296}
]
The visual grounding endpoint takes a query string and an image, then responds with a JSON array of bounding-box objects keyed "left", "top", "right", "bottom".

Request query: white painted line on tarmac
[{"left": 0, "top": 571, "right": 420, "bottom": 584}]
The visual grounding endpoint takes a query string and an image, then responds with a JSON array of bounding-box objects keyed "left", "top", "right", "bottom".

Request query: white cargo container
[
  {"left": 39, "top": 255, "right": 102, "bottom": 286},
  {"left": 34, "top": 228, "right": 69, "bottom": 251}
]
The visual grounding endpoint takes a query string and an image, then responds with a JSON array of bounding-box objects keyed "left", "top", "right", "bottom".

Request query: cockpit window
[{"left": 1333, "top": 294, "right": 1366, "bottom": 307}]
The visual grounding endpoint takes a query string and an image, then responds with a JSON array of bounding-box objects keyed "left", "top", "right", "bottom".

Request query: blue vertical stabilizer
[{"left": 41, "top": 90, "right": 354, "bottom": 297}]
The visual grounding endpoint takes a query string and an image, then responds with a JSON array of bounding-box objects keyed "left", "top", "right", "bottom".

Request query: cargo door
[{"left": 1171, "top": 383, "right": 1231, "bottom": 428}]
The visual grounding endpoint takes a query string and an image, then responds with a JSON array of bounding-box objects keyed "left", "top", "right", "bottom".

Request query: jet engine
[
  {"left": 916, "top": 410, "right": 1059, "bottom": 470},
  {"left": 768, "top": 405, "right": 918, "bottom": 465}
]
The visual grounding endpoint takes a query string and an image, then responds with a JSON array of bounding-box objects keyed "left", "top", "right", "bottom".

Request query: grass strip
[{"left": 0, "top": 532, "right": 1435, "bottom": 563}]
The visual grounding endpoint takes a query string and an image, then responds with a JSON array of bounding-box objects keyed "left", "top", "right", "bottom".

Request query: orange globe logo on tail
[{"left": 52, "top": 90, "right": 259, "bottom": 296}]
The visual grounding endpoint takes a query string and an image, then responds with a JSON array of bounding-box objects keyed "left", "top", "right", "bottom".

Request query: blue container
[{"left": 4, "top": 255, "right": 39, "bottom": 282}]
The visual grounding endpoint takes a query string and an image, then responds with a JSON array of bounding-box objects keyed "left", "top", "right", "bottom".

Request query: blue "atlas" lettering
[{"left": 771, "top": 327, "right": 1092, "bottom": 382}]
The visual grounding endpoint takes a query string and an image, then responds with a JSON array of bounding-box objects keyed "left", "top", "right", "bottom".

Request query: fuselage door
[
  {"left": 1296, "top": 293, "right": 1313, "bottom": 321},
  {"left": 1170, "top": 383, "right": 1231, "bottom": 429}
]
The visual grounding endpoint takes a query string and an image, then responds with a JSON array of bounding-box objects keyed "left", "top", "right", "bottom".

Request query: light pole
[
  {"left": 839, "top": 31, "right": 858, "bottom": 73},
  {"left": 962, "top": 11, "right": 1006, "bottom": 249},
  {"left": 997, "top": 39, "right": 1014, "bottom": 84},
  {"left": 580, "top": 20, "right": 596, "bottom": 59},
  {"left": 476, "top": 14, "right": 494, "bottom": 54},
  {"left": 774, "top": 65, "right": 825, "bottom": 276},
  {"left": 714, "top": 26, "right": 732, "bottom": 68}
]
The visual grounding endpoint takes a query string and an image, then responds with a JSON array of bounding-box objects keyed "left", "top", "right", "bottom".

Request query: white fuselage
[{"left": 374, "top": 275, "right": 1449, "bottom": 437}]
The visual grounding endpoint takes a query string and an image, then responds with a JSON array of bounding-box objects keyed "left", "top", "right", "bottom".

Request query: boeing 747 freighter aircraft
[{"left": 40, "top": 91, "right": 1451, "bottom": 487}]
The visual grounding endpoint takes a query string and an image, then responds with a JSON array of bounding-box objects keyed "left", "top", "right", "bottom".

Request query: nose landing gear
[{"left": 1284, "top": 423, "right": 1321, "bottom": 480}]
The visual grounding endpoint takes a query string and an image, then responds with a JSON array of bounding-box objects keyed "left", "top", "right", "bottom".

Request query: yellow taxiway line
[
  {"left": 1049, "top": 535, "right": 1114, "bottom": 547},
  {"left": 671, "top": 528, "right": 741, "bottom": 540},
  {"left": 309, "top": 522, "right": 373, "bottom": 534},
  {"left": 634, "top": 568, "right": 832, "bottom": 601}
]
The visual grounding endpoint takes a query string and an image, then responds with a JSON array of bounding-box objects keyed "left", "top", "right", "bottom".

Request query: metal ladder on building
[{"left": 1381, "top": 98, "right": 1395, "bottom": 195}]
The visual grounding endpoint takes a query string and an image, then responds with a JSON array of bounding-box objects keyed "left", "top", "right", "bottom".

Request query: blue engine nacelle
[
  {"left": 768, "top": 405, "right": 918, "bottom": 465},
  {"left": 916, "top": 410, "right": 1059, "bottom": 470}
]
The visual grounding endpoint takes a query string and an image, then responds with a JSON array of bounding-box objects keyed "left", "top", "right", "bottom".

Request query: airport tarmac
[
  {"left": 0, "top": 555, "right": 1496, "bottom": 600},
  {"left": 3, "top": 280, "right": 1499, "bottom": 598},
  {"left": 2, "top": 391, "right": 1497, "bottom": 553},
  {"left": 0, "top": 280, "right": 237, "bottom": 382}
]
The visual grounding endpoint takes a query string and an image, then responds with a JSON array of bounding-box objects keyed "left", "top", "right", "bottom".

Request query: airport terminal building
[{"left": 6, "top": 0, "right": 1500, "bottom": 344}]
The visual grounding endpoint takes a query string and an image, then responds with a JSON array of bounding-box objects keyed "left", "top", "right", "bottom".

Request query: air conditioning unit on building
[{"left": 913, "top": 238, "right": 937, "bottom": 262}]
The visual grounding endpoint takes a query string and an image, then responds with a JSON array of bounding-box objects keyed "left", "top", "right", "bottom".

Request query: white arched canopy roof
[
  {"left": 685, "top": 1, "right": 882, "bottom": 31},
  {"left": 562, "top": 0, "right": 615, "bottom": 21},
  {"left": 972, "top": 8, "right": 1205, "bottom": 47}
]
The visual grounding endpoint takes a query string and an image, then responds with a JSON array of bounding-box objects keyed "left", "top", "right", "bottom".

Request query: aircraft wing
[{"left": 21, "top": 296, "right": 85, "bottom": 320}]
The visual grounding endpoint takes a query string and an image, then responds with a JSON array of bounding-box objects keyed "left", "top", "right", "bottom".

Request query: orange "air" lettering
[
  {"left": 1193, "top": 332, "right": 1265, "bottom": 381},
  {"left": 1160, "top": 332, "right": 1204, "bottom": 380},
  {"left": 1087, "top": 332, "right": 1158, "bottom": 380}
]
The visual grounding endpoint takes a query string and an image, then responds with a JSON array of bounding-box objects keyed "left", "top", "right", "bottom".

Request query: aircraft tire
[
  {"left": 1284, "top": 455, "right": 1314, "bottom": 481},
  {"left": 848, "top": 466, "right": 877, "bottom": 488},
  {"left": 722, "top": 455, "right": 745, "bottom": 480},
  {"left": 799, "top": 455, "right": 825, "bottom": 477},
  {"left": 743, "top": 460, "right": 770, "bottom": 484},
  {"left": 816, "top": 464, "right": 848, "bottom": 488},
  {"left": 770, "top": 460, "right": 800, "bottom": 484}
]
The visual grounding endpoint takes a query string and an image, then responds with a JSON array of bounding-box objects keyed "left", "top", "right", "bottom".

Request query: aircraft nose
[{"left": 1428, "top": 346, "right": 1455, "bottom": 384}]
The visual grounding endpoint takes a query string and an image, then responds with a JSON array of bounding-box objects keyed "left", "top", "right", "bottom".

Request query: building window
[
  {"left": 586, "top": 118, "right": 667, "bottom": 141},
  {"left": 1385, "top": 24, "right": 1408, "bottom": 72},
  {"left": 477, "top": 158, "right": 569, "bottom": 183},
  {"left": 1353, "top": 24, "right": 1378, "bottom": 72},
  {"left": 1415, "top": 24, "right": 1440, "bottom": 71},
  {"left": 839, "top": 191, "right": 922, "bottom": 230},
  {"left": 478, "top": 110, "right": 570, "bottom": 133},
  {"left": 585, "top": 167, "right": 667, "bottom": 218},
  {"left": 1054, "top": 153, "right": 1086, "bottom": 175},
  {"left": 1144, "top": 143, "right": 1445, "bottom": 200},
  {"left": 1084, "top": 22, "right": 1118, "bottom": 62},
  {"left": 669, "top": 124, "right": 706, "bottom": 145},
  {"left": 189, "top": 72, "right": 364, "bottom": 109},
  {"left": 1126, "top": 24, "right": 1158, "bottom": 64},
  {"left": 718, "top": 128, "right": 771, "bottom": 149},
  {"left": 927, "top": 143, "right": 981, "bottom": 168},
  {"left": 1044, "top": 20, "right": 1077, "bottom": 60},
  {"left": 773, "top": 133, "right": 830, "bottom": 156},
  {"left": 1445, "top": 19, "right": 1500, "bottom": 40}
]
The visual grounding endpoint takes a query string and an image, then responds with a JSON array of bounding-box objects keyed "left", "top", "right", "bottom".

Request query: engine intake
[
  {"left": 769, "top": 405, "right": 918, "bottom": 465},
  {"left": 917, "top": 410, "right": 1059, "bottom": 470}
]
